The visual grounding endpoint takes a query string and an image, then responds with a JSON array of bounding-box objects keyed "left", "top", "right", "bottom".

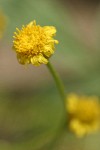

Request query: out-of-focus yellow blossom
[
  {"left": 66, "top": 93, "right": 100, "bottom": 137},
  {"left": 0, "top": 11, "right": 6, "bottom": 38},
  {"left": 13, "top": 20, "right": 58, "bottom": 66}
]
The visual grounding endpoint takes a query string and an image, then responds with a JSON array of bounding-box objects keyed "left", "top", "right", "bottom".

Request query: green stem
[
  {"left": 47, "top": 62, "right": 67, "bottom": 147},
  {"left": 47, "top": 61, "right": 66, "bottom": 103},
  {"left": 47, "top": 62, "right": 67, "bottom": 150}
]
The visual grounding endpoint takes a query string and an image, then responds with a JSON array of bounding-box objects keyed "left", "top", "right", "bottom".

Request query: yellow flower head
[
  {"left": 0, "top": 11, "right": 6, "bottom": 38},
  {"left": 66, "top": 93, "right": 100, "bottom": 137},
  {"left": 13, "top": 20, "right": 58, "bottom": 66}
]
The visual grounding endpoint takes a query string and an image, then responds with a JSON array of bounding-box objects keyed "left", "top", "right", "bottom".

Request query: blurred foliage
[{"left": 0, "top": 0, "right": 100, "bottom": 150}]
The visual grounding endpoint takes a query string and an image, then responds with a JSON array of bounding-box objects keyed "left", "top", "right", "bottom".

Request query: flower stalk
[{"left": 47, "top": 61, "right": 66, "bottom": 103}]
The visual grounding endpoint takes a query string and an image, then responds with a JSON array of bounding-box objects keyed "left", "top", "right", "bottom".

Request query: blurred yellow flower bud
[
  {"left": 66, "top": 93, "right": 100, "bottom": 137},
  {"left": 0, "top": 11, "right": 6, "bottom": 38}
]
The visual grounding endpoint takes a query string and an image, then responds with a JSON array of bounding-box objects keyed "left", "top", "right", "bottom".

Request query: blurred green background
[{"left": 0, "top": 0, "right": 100, "bottom": 149}]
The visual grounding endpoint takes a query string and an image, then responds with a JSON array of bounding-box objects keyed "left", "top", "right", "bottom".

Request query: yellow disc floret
[
  {"left": 66, "top": 93, "right": 100, "bottom": 137},
  {"left": 13, "top": 20, "right": 58, "bottom": 66}
]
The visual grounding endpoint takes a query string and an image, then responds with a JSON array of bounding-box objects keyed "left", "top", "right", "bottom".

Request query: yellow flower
[
  {"left": 66, "top": 93, "right": 100, "bottom": 137},
  {"left": 13, "top": 20, "right": 58, "bottom": 66},
  {"left": 0, "top": 11, "right": 6, "bottom": 38}
]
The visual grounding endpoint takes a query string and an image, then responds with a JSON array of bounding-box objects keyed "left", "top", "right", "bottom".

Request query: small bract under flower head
[
  {"left": 66, "top": 93, "right": 100, "bottom": 137},
  {"left": 13, "top": 20, "right": 58, "bottom": 66}
]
